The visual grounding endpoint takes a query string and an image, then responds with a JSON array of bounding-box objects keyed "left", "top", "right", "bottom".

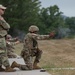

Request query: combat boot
[
  {"left": 5, "top": 66, "right": 16, "bottom": 72},
  {"left": 11, "top": 61, "right": 32, "bottom": 70},
  {"left": 0, "top": 66, "right": 5, "bottom": 72},
  {"left": 11, "top": 61, "right": 20, "bottom": 68},
  {"left": 33, "top": 62, "right": 41, "bottom": 69}
]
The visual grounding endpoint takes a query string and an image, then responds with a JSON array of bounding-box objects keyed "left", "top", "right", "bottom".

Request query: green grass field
[{"left": 14, "top": 39, "right": 75, "bottom": 75}]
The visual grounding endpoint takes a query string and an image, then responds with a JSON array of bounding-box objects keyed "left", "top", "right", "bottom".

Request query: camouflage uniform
[
  {"left": 0, "top": 18, "right": 10, "bottom": 67},
  {"left": 11, "top": 25, "right": 50, "bottom": 70},
  {"left": 6, "top": 40, "right": 17, "bottom": 58},
  {"left": 20, "top": 25, "right": 50, "bottom": 70},
  {"left": 6, "top": 34, "right": 18, "bottom": 58},
  {"left": 0, "top": 4, "right": 15, "bottom": 72}
]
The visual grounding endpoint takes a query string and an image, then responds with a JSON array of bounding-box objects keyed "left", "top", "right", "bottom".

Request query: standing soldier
[
  {"left": 0, "top": 4, "right": 15, "bottom": 72},
  {"left": 11, "top": 25, "right": 52, "bottom": 70}
]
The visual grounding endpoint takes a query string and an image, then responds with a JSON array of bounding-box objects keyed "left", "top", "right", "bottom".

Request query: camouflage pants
[
  {"left": 21, "top": 48, "right": 42, "bottom": 70},
  {"left": 7, "top": 49, "right": 17, "bottom": 58},
  {"left": 0, "top": 37, "right": 10, "bottom": 67}
]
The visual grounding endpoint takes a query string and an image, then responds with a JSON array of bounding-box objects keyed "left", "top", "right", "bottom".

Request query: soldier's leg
[
  {"left": 23, "top": 54, "right": 33, "bottom": 70},
  {"left": 33, "top": 49, "right": 42, "bottom": 69},
  {"left": 7, "top": 52, "right": 17, "bottom": 58},
  {"left": 1, "top": 52, "right": 15, "bottom": 72},
  {"left": 0, "top": 38, "right": 15, "bottom": 72},
  {"left": 2, "top": 53, "right": 10, "bottom": 67},
  {"left": 11, "top": 55, "right": 33, "bottom": 70},
  {"left": 11, "top": 61, "right": 30, "bottom": 70},
  {"left": 0, "top": 53, "right": 5, "bottom": 71},
  {"left": 34, "top": 49, "right": 42, "bottom": 63},
  {"left": 11, "top": 49, "right": 33, "bottom": 70}
]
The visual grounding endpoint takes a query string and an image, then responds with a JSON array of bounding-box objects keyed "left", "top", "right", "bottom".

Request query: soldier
[
  {"left": 11, "top": 25, "right": 52, "bottom": 70},
  {"left": 0, "top": 4, "right": 15, "bottom": 72},
  {"left": 6, "top": 34, "right": 19, "bottom": 58}
]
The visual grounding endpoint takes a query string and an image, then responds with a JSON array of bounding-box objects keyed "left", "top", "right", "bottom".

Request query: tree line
[{"left": 0, "top": 0, "right": 75, "bottom": 38}]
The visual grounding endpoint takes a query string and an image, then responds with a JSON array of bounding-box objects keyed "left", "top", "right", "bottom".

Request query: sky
[{"left": 39, "top": 0, "right": 75, "bottom": 17}]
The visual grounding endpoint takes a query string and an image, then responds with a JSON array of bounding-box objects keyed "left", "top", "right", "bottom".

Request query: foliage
[
  {"left": 39, "top": 5, "right": 65, "bottom": 34},
  {"left": 65, "top": 17, "right": 75, "bottom": 34},
  {"left": 0, "top": 1, "right": 75, "bottom": 37},
  {"left": 0, "top": 0, "right": 41, "bottom": 33}
]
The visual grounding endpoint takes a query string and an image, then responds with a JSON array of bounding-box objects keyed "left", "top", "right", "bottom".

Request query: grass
[
  {"left": 14, "top": 39, "right": 75, "bottom": 75},
  {"left": 48, "top": 70, "right": 75, "bottom": 75}
]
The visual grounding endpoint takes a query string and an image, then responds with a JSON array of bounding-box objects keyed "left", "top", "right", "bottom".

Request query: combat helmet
[
  {"left": 29, "top": 25, "right": 39, "bottom": 32},
  {"left": 6, "top": 34, "right": 12, "bottom": 39}
]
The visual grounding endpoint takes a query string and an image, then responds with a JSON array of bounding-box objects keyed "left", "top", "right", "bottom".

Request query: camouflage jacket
[
  {"left": 23, "top": 33, "right": 49, "bottom": 51},
  {"left": 0, "top": 19, "right": 10, "bottom": 37}
]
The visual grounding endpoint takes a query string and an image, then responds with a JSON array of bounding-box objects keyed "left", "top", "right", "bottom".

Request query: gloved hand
[{"left": 14, "top": 37, "right": 19, "bottom": 41}]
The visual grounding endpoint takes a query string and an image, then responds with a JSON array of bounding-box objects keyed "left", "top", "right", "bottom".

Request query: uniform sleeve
[
  {"left": 30, "top": 33, "right": 50, "bottom": 40},
  {"left": 7, "top": 38, "right": 17, "bottom": 42},
  {"left": 0, "top": 19, "right": 10, "bottom": 29},
  {"left": 36, "top": 35, "right": 50, "bottom": 40}
]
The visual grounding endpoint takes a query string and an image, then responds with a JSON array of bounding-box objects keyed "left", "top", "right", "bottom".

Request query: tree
[
  {"left": 65, "top": 17, "right": 75, "bottom": 34},
  {"left": 39, "top": 5, "right": 65, "bottom": 34},
  {"left": 0, "top": 0, "right": 41, "bottom": 34}
]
